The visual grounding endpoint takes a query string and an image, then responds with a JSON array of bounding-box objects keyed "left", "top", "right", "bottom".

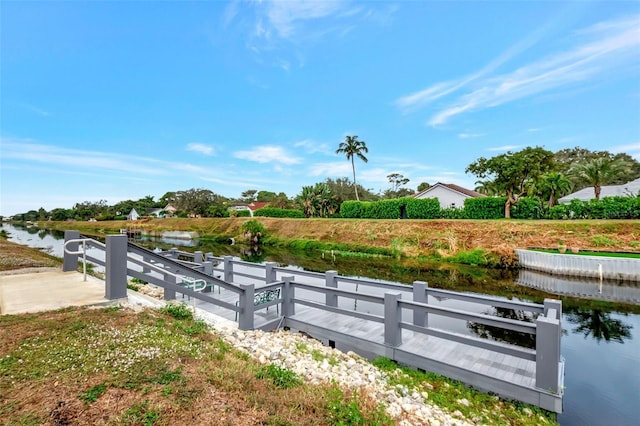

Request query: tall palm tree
[
  {"left": 539, "top": 172, "right": 572, "bottom": 207},
  {"left": 336, "top": 135, "right": 368, "bottom": 201},
  {"left": 570, "top": 158, "right": 630, "bottom": 200}
]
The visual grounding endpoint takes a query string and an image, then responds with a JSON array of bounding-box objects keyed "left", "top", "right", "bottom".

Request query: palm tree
[
  {"left": 570, "top": 158, "right": 630, "bottom": 200},
  {"left": 539, "top": 172, "right": 572, "bottom": 207},
  {"left": 336, "top": 135, "right": 368, "bottom": 201}
]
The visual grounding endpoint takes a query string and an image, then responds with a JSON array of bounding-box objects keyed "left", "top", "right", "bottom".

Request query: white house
[
  {"left": 413, "top": 183, "right": 485, "bottom": 209},
  {"left": 558, "top": 177, "right": 640, "bottom": 203},
  {"left": 126, "top": 208, "right": 140, "bottom": 220}
]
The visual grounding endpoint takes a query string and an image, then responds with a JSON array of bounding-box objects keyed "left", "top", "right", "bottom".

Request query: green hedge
[
  {"left": 511, "top": 197, "right": 542, "bottom": 219},
  {"left": 405, "top": 198, "right": 441, "bottom": 219},
  {"left": 339, "top": 200, "right": 365, "bottom": 218},
  {"left": 254, "top": 207, "right": 305, "bottom": 218},
  {"left": 547, "top": 196, "right": 640, "bottom": 219},
  {"left": 463, "top": 197, "right": 506, "bottom": 219}
]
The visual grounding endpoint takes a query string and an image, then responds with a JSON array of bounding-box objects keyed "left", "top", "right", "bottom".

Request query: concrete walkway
[{"left": 0, "top": 268, "right": 111, "bottom": 315}]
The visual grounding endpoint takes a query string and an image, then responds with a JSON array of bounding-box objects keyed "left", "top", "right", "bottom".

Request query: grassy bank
[
  {"left": 43, "top": 218, "right": 640, "bottom": 267},
  {"left": 0, "top": 235, "right": 62, "bottom": 271}
]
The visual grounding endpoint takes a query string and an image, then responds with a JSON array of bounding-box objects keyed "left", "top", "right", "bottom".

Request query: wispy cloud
[
  {"left": 488, "top": 145, "right": 523, "bottom": 152},
  {"left": 458, "top": 133, "right": 484, "bottom": 139},
  {"left": 22, "top": 103, "right": 50, "bottom": 117},
  {"left": 293, "top": 139, "right": 332, "bottom": 155},
  {"left": 233, "top": 145, "right": 302, "bottom": 164},
  {"left": 265, "top": 1, "right": 348, "bottom": 39},
  {"left": 527, "top": 128, "right": 543, "bottom": 132},
  {"left": 186, "top": 143, "right": 215, "bottom": 156},
  {"left": 230, "top": 1, "right": 392, "bottom": 71},
  {"left": 610, "top": 142, "right": 640, "bottom": 160},
  {"left": 0, "top": 138, "right": 226, "bottom": 181},
  {"left": 396, "top": 14, "right": 640, "bottom": 126}
]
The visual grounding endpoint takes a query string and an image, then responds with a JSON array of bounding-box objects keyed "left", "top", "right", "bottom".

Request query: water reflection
[
  {"left": 467, "top": 307, "right": 537, "bottom": 349},
  {"left": 565, "top": 307, "right": 633, "bottom": 343}
]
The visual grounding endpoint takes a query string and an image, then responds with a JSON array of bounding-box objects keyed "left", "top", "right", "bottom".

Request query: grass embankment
[
  {"left": 0, "top": 234, "right": 61, "bottom": 271},
  {"left": 45, "top": 218, "right": 640, "bottom": 267}
]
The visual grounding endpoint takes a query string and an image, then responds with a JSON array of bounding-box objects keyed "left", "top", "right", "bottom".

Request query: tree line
[{"left": 6, "top": 136, "right": 639, "bottom": 222}]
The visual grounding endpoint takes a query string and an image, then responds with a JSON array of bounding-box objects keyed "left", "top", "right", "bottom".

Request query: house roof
[
  {"left": 559, "top": 177, "right": 640, "bottom": 203},
  {"left": 413, "top": 182, "right": 485, "bottom": 199},
  {"left": 247, "top": 201, "right": 270, "bottom": 211}
]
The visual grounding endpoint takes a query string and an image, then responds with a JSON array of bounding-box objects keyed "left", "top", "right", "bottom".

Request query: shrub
[
  {"left": 340, "top": 201, "right": 365, "bottom": 218},
  {"left": 511, "top": 197, "right": 542, "bottom": 219},
  {"left": 405, "top": 197, "right": 440, "bottom": 219},
  {"left": 464, "top": 197, "right": 506, "bottom": 219},
  {"left": 254, "top": 207, "right": 305, "bottom": 218}
]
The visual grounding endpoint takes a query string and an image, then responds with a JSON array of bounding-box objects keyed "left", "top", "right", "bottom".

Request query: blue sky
[{"left": 1, "top": 1, "right": 639, "bottom": 216}]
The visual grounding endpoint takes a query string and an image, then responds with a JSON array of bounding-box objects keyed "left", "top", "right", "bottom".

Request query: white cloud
[
  {"left": 186, "top": 143, "right": 215, "bottom": 156},
  {"left": 458, "top": 133, "right": 484, "bottom": 139},
  {"left": 488, "top": 145, "right": 522, "bottom": 152},
  {"left": 293, "top": 139, "right": 332, "bottom": 155},
  {"left": 233, "top": 145, "right": 302, "bottom": 164},
  {"left": 396, "top": 14, "right": 640, "bottom": 126},
  {"left": 265, "top": 1, "right": 350, "bottom": 39},
  {"left": 309, "top": 161, "right": 352, "bottom": 177},
  {"left": 527, "top": 128, "right": 543, "bottom": 132},
  {"left": 610, "top": 142, "right": 640, "bottom": 160}
]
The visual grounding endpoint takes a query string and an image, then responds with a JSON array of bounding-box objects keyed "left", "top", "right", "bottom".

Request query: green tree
[
  {"left": 256, "top": 191, "right": 277, "bottom": 202},
  {"left": 241, "top": 190, "right": 258, "bottom": 203},
  {"left": 537, "top": 172, "right": 573, "bottom": 207},
  {"left": 336, "top": 135, "right": 368, "bottom": 201},
  {"left": 296, "top": 183, "right": 338, "bottom": 218},
  {"left": 416, "top": 182, "right": 430, "bottom": 193},
  {"left": 466, "top": 146, "right": 555, "bottom": 218},
  {"left": 387, "top": 173, "right": 410, "bottom": 192},
  {"left": 570, "top": 157, "right": 631, "bottom": 200},
  {"left": 474, "top": 179, "right": 501, "bottom": 196}
]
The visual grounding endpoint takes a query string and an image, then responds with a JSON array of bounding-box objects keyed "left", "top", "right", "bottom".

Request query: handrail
[{"left": 64, "top": 238, "right": 92, "bottom": 281}]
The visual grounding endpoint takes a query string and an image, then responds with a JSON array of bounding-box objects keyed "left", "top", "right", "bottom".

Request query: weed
[
  {"left": 255, "top": 364, "right": 302, "bottom": 389},
  {"left": 326, "top": 387, "right": 392, "bottom": 426},
  {"left": 122, "top": 400, "right": 161, "bottom": 426},
  {"left": 79, "top": 383, "right": 107, "bottom": 403},
  {"left": 159, "top": 302, "right": 193, "bottom": 320},
  {"left": 592, "top": 235, "right": 618, "bottom": 247}
]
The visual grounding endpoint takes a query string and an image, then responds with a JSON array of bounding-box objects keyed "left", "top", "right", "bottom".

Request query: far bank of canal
[{"left": 3, "top": 223, "right": 640, "bottom": 426}]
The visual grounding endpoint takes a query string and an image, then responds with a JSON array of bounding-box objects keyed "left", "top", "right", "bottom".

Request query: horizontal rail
[{"left": 293, "top": 298, "right": 384, "bottom": 323}]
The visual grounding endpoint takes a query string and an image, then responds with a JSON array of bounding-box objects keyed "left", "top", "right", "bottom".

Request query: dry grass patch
[
  {"left": 1, "top": 306, "right": 392, "bottom": 426},
  {"left": 0, "top": 237, "right": 61, "bottom": 271}
]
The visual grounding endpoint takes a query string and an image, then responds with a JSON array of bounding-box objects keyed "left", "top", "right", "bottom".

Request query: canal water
[{"left": 3, "top": 224, "right": 639, "bottom": 425}]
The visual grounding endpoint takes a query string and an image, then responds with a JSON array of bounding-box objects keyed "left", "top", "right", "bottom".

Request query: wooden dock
[{"left": 61, "top": 232, "right": 565, "bottom": 413}]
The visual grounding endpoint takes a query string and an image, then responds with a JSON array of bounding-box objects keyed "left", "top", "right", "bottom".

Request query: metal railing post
[
  {"left": 238, "top": 283, "right": 255, "bottom": 330},
  {"left": 325, "top": 270, "right": 338, "bottom": 307},
  {"left": 163, "top": 272, "right": 176, "bottom": 300},
  {"left": 281, "top": 276, "right": 295, "bottom": 317},
  {"left": 62, "top": 230, "right": 80, "bottom": 272},
  {"left": 536, "top": 299, "right": 562, "bottom": 393},
  {"left": 413, "top": 281, "right": 428, "bottom": 327},
  {"left": 223, "top": 256, "right": 233, "bottom": 282},
  {"left": 384, "top": 292, "right": 402, "bottom": 347},
  {"left": 265, "top": 262, "right": 277, "bottom": 284},
  {"left": 105, "top": 234, "right": 128, "bottom": 300}
]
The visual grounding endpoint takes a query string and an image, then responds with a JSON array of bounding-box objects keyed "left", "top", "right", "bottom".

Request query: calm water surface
[{"left": 3, "top": 224, "right": 639, "bottom": 425}]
